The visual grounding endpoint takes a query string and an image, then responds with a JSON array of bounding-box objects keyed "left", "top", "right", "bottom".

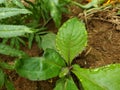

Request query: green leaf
[
  {"left": 72, "top": 64, "right": 120, "bottom": 90},
  {"left": 0, "top": 8, "right": 31, "bottom": 20},
  {"left": 0, "top": 61, "right": 14, "bottom": 70},
  {"left": 117, "top": 10, "right": 120, "bottom": 15},
  {"left": 0, "top": 44, "right": 28, "bottom": 57},
  {"left": 28, "top": 33, "right": 34, "bottom": 49},
  {"left": 12, "top": 0, "right": 25, "bottom": 8},
  {"left": 0, "top": 0, "right": 5, "bottom": 4},
  {"left": 59, "top": 67, "right": 69, "bottom": 78},
  {"left": 54, "top": 77, "right": 78, "bottom": 90},
  {"left": 10, "top": 37, "right": 26, "bottom": 49},
  {"left": 56, "top": 18, "right": 87, "bottom": 64},
  {"left": 35, "top": 35, "right": 41, "bottom": 48},
  {"left": 2, "top": 38, "right": 8, "bottom": 44},
  {"left": 5, "top": 78, "right": 15, "bottom": 90},
  {"left": 0, "top": 25, "right": 34, "bottom": 38},
  {"left": 15, "top": 49, "right": 65, "bottom": 80},
  {"left": 43, "top": 48, "right": 66, "bottom": 67},
  {"left": 41, "top": 33, "right": 56, "bottom": 51},
  {"left": 0, "top": 69, "right": 5, "bottom": 88},
  {"left": 48, "top": 0, "right": 61, "bottom": 27}
]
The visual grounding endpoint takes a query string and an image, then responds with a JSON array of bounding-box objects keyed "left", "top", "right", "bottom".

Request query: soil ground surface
[{"left": 1, "top": 5, "right": 120, "bottom": 90}]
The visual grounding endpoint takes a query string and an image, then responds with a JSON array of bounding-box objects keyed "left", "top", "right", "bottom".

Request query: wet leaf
[{"left": 72, "top": 64, "right": 120, "bottom": 90}]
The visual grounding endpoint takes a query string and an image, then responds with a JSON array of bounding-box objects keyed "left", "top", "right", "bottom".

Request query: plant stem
[{"left": 70, "top": 1, "right": 95, "bottom": 9}]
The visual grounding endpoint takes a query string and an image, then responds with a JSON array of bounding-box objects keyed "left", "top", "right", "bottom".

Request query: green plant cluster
[{"left": 0, "top": 0, "right": 120, "bottom": 90}]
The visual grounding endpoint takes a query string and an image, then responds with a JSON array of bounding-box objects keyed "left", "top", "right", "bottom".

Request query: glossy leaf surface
[
  {"left": 56, "top": 18, "right": 87, "bottom": 64},
  {"left": 72, "top": 64, "right": 120, "bottom": 90},
  {"left": 15, "top": 49, "right": 65, "bottom": 80},
  {"left": 54, "top": 77, "right": 78, "bottom": 90},
  {"left": 0, "top": 25, "right": 33, "bottom": 38}
]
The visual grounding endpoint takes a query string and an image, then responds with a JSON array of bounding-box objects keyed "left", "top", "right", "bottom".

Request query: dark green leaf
[
  {"left": 54, "top": 77, "right": 78, "bottom": 90},
  {"left": 0, "top": 44, "right": 28, "bottom": 57},
  {"left": 15, "top": 49, "right": 65, "bottom": 80},
  {"left": 5, "top": 78, "right": 15, "bottom": 90},
  {"left": 28, "top": 33, "right": 34, "bottom": 49},
  {"left": 35, "top": 35, "right": 41, "bottom": 48},
  {"left": 0, "top": 25, "right": 34, "bottom": 38},
  {"left": 41, "top": 33, "right": 56, "bottom": 51},
  {"left": 56, "top": 18, "right": 87, "bottom": 64},
  {"left": 72, "top": 64, "right": 120, "bottom": 90},
  {"left": 15, "top": 38, "right": 20, "bottom": 49},
  {"left": 2, "top": 38, "right": 8, "bottom": 44},
  {"left": 10, "top": 38, "right": 16, "bottom": 48},
  {"left": 0, "top": 69, "right": 5, "bottom": 88}
]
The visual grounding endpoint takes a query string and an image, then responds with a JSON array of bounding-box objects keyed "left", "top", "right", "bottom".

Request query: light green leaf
[
  {"left": 49, "top": 0, "right": 61, "bottom": 27},
  {"left": 0, "top": 25, "right": 34, "bottom": 38},
  {"left": 56, "top": 18, "right": 87, "bottom": 64},
  {"left": 0, "top": 8, "right": 31, "bottom": 20},
  {"left": 0, "top": 69, "right": 5, "bottom": 88},
  {"left": 54, "top": 77, "right": 78, "bottom": 90},
  {"left": 0, "top": 44, "right": 28, "bottom": 57},
  {"left": 41, "top": 33, "right": 56, "bottom": 51},
  {"left": 12, "top": 0, "right": 25, "bottom": 8},
  {"left": 15, "top": 49, "right": 65, "bottom": 80},
  {"left": 59, "top": 67, "right": 69, "bottom": 78},
  {"left": 0, "top": 0, "right": 5, "bottom": 4},
  {"left": 72, "top": 64, "right": 120, "bottom": 90}
]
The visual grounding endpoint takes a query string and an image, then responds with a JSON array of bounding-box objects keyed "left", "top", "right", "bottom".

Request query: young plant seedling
[{"left": 15, "top": 18, "right": 120, "bottom": 90}]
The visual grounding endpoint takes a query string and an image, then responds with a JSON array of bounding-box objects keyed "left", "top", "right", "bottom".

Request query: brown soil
[{"left": 1, "top": 6, "right": 120, "bottom": 90}]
